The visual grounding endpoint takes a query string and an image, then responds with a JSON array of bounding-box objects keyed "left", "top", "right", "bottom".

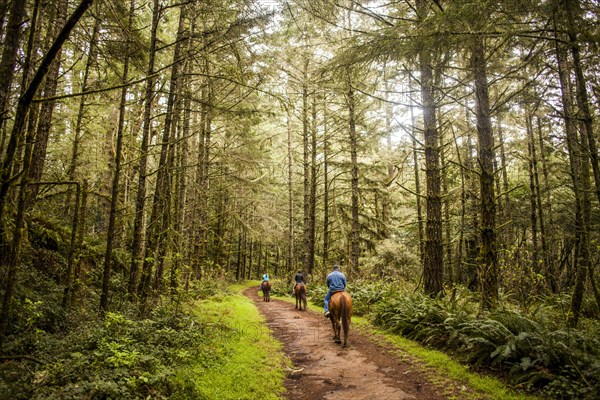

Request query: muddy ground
[{"left": 245, "top": 288, "right": 483, "bottom": 400}]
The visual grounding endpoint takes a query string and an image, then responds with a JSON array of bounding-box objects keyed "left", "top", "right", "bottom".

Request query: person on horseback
[
  {"left": 324, "top": 264, "right": 346, "bottom": 318},
  {"left": 292, "top": 270, "right": 304, "bottom": 295},
  {"left": 260, "top": 272, "right": 269, "bottom": 291}
]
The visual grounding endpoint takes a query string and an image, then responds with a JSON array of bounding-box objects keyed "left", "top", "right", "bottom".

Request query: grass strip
[{"left": 175, "top": 281, "right": 288, "bottom": 400}]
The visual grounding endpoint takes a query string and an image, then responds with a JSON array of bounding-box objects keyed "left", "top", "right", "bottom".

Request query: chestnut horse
[
  {"left": 294, "top": 283, "right": 307, "bottom": 310},
  {"left": 328, "top": 291, "right": 352, "bottom": 347},
  {"left": 261, "top": 281, "right": 272, "bottom": 302}
]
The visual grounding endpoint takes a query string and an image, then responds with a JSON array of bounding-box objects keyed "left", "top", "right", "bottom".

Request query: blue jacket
[{"left": 326, "top": 270, "right": 346, "bottom": 291}]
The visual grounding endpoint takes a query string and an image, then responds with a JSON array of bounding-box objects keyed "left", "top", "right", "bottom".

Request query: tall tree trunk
[
  {"left": 203, "top": 79, "right": 213, "bottom": 265},
  {"left": 0, "top": 0, "right": 27, "bottom": 157},
  {"left": 141, "top": 3, "right": 186, "bottom": 298},
  {"left": 287, "top": 106, "right": 295, "bottom": 273},
  {"left": 26, "top": 0, "right": 68, "bottom": 205},
  {"left": 309, "top": 93, "right": 318, "bottom": 274},
  {"left": 553, "top": 11, "right": 591, "bottom": 326},
  {"left": 173, "top": 22, "right": 192, "bottom": 292},
  {"left": 564, "top": 0, "right": 600, "bottom": 204},
  {"left": 526, "top": 114, "right": 540, "bottom": 277},
  {"left": 347, "top": 72, "right": 360, "bottom": 276},
  {"left": 66, "top": 16, "right": 100, "bottom": 215},
  {"left": 154, "top": 95, "right": 179, "bottom": 293},
  {"left": 496, "top": 115, "right": 512, "bottom": 243},
  {"left": 62, "top": 181, "right": 81, "bottom": 309},
  {"left": 128, "top": 0, "right": 159, "bottom": 298},
  {"left": 440, "top": 132, "right": 452, "bottom": 286},
  {"left": 191, "top": 56, "right": 212, "bottom": 279},
  {"left": 248, "top": 238, "right": 254, "bottom": 280},
  {"left": 528, "top": 113, "right": 551, "bottom": 290},
  {"left": 241, "top": 229, "right": 247, "bottom": 279},
  {"left": 451, "top": 126, "right": 465, "bottom": 298},
  {"left": 417, "top": 0, "right": 443, "bottom": 296},
  {"left": 302, "top": 69, "right": 311, "bottom": 275},
  {"left": 322, "top": 98, "right": 329, "bottom": 269},
  {"left": 536, "top": 116, "right": 556, "bottom": 291},
  {"left": 472, "top": 35, "right": 498, "bottom": 310},
  {"left": 409, "top": 78, "right": 425, "bottom": 270},
  {"left": 70, "top": 179, "right": 88, "bottom": 306},
  {"left": 464, "top": 122, "right": 479, "bottom": 290},
  {"left": 0, "top": 0, "right": 39, "bottom": 255},
  {"left": 235, "top": 231, "right": 242, "bottom": 281},
  {"left": 191, "top": 88, "right": 207, "bottom": 279},
  {"left": 100, "top": 0, "right": 134, "bottom": 313},
  {"left": 381, "top": 75, "right": 393, "bottom": 239},
  {"left": 571, "top": 119, "right": 593, "bottom": 326}
]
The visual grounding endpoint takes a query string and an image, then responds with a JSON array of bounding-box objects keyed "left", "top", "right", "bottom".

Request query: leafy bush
[
  {"left": 0, "top": 297, "right": 235, "bottom": 399},
  {"left": 371, "top": 292, "right": 600, "bottom": 399}
]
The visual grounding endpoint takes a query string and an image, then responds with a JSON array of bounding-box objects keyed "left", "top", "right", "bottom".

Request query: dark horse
[
  {"left": 261, "top": 281, "right": 272, "bottom": 302},
  {"left": 328, "top": 291, "right": 352, "bottom": 347},
  {"left": 294, "top": 283, "right": 307, "bottom": 310}
]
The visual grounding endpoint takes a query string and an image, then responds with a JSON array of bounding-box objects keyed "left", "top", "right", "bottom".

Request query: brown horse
[
  {"left": 294, "top": 283, "right": 307, "bottom": 310},
  {"left": 328, "top": 291, "right": 352, "bottom": 347},
  {"left": 261, "top": 281, "right": 272, "bottom": 302}
]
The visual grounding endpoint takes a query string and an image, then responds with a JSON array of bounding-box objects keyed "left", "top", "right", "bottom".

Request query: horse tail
[{"left": 340, "top": 293, "right": 350, "bottom": 344}]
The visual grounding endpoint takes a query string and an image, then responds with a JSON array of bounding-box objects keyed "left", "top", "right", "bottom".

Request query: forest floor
[{"left": 244, "top": 287, "right": 492, "bottom": 400}]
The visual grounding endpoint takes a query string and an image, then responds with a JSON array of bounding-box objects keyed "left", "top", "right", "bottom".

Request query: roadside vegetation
[{"left": 0, "top": 281, "right": 286, "bottom": 400}]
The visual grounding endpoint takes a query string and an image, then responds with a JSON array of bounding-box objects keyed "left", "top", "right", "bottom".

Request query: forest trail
[{"left": 244, "top": 287, "right": 469, "bottom": 400}]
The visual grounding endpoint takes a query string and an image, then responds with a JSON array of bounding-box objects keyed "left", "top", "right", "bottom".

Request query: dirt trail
[{"left": 245, "top": 288, "right": 457, "bottom": 400}]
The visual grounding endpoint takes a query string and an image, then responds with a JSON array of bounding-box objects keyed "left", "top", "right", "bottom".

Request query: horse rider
[
  {"left": 292, "top": 270, "right": 304, "bottom": 295},
  {"left": 324, "top": 264, "right": 346, "bottom": 318},
  {"left": 260, "top": 271, "right": 270, "bottom": 291}
]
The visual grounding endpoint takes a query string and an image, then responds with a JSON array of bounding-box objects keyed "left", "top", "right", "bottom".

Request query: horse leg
[
  {"left": 330, "top": 317, "right": 337, "bottom": 342},
  {"left": 331, "top": 317, "right": 341, "bottom": 344}
]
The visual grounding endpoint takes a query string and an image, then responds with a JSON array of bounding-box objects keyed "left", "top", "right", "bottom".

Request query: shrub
[
  {"left": 370, "top": 291, "right": 600, "bottom": 399},
  {"left": 0, "top": 295, "right": 234, "bottom": 399}
]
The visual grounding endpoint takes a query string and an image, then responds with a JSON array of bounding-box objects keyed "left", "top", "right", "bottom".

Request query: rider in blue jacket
[
  {"left": 260, "top": 272, "right": 269, "bottom": 291},
  {"left": 324, "top": 264, "right": 346, "bottom": 318}
]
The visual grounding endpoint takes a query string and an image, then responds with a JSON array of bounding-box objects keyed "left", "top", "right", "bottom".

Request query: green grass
[{"left": 175, "top": 281, "right": 288, "bottom": 400}]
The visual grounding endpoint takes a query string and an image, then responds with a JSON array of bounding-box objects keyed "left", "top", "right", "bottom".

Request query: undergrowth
[
  {"left": 0, "top": 281, "right": 285, "bottom": 399},
  {"left": 369, "top": 287, "right": 600, "bottom": 399}
]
